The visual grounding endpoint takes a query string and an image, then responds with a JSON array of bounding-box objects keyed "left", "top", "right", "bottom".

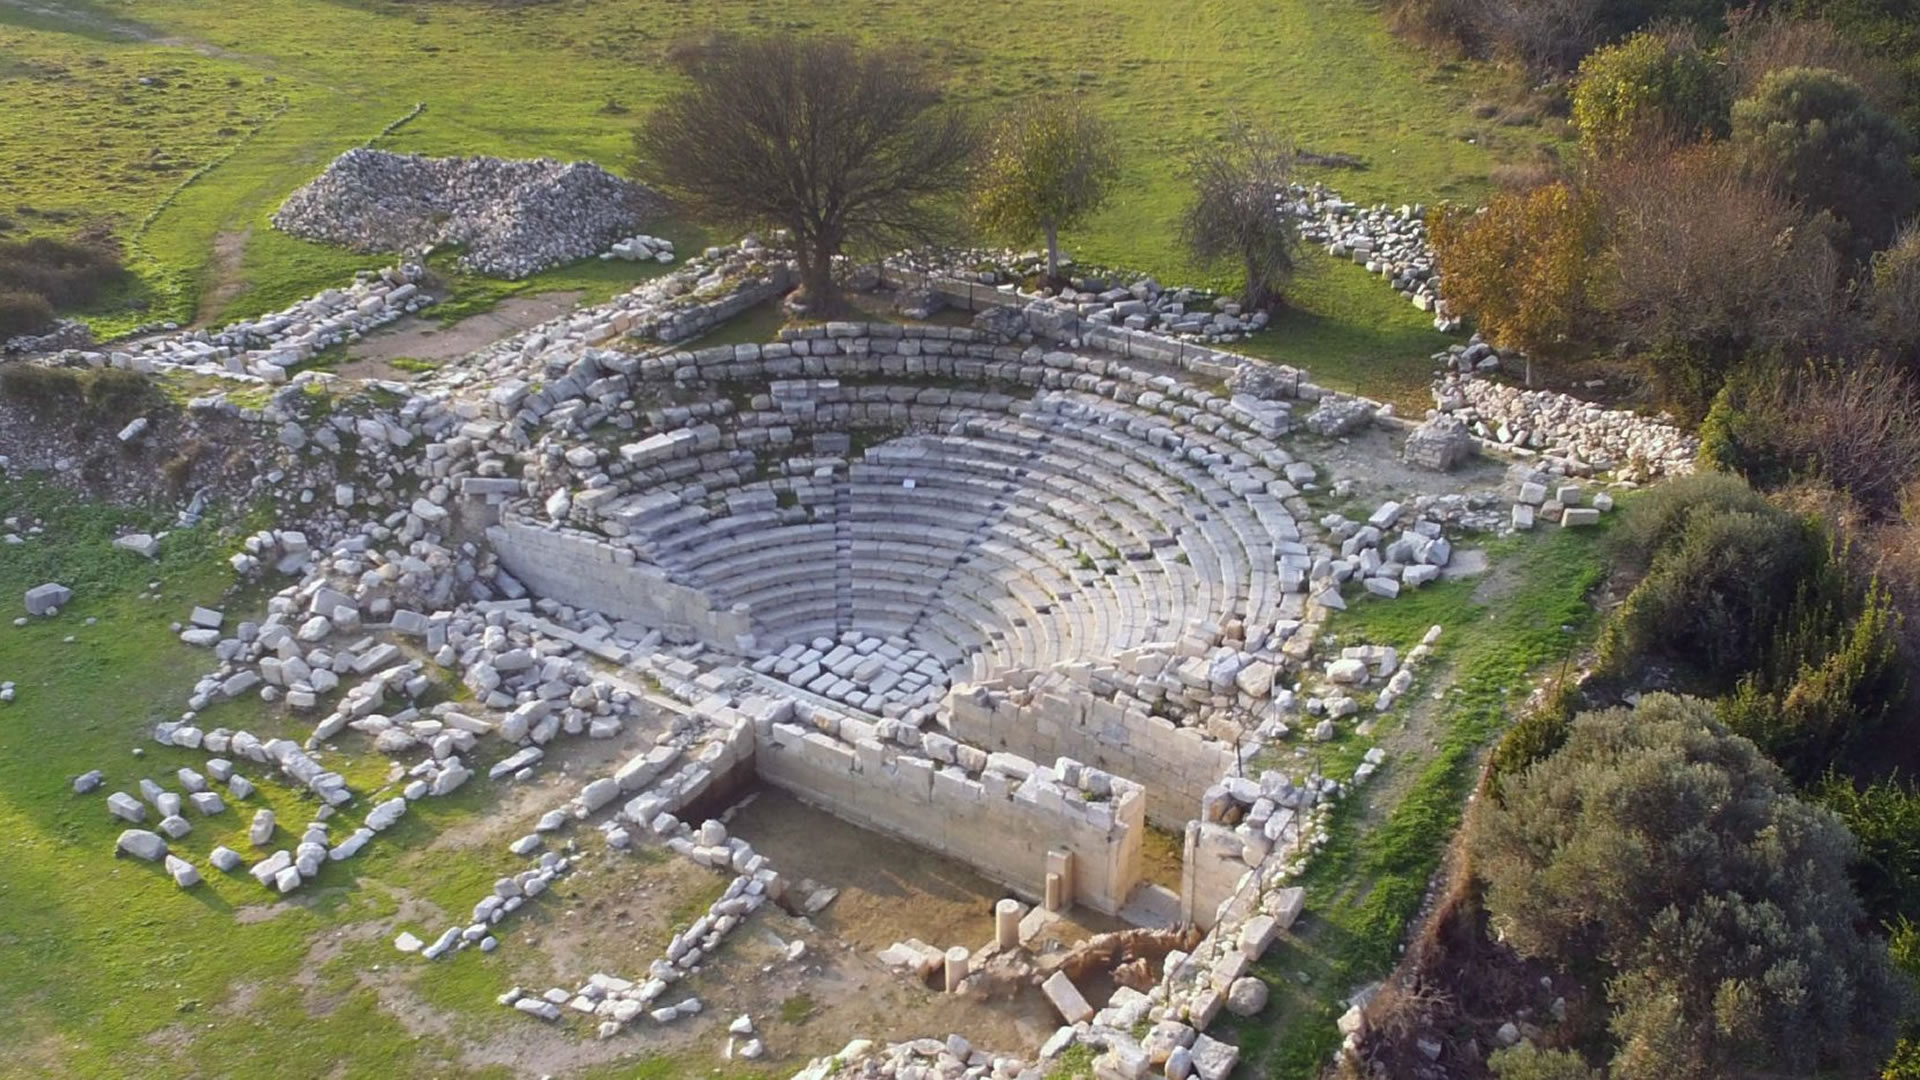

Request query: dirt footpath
[{"left": 337, "top": 291, "right": 584, "bottom": 380}]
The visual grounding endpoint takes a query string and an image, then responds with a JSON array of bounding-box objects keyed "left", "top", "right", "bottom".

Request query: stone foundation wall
[
  {"left": 945, "top": 676, "right": 1240, "bottom": 831},
  {"left": 1181, "top": 821, "right": 1255, "bottom": 931},
  {"left": 485, "top": 519, "right": 750, "bottom": 645},
  {"left": 742, "top": 696, "right": 1145, "bottom": 915}
]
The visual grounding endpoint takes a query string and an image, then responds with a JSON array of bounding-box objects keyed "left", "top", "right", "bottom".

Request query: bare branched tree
[
  {"left": 1869, "top": 222, "right": 1920, "bottom": 368},
  {"left": 1180, "top": 124, "right": 1300, "bottom": 310},
  {"left": 1592, "top": 143, "right": 1844, "bottom": 357},
  {"left": 635, "top": 36, "right": 976, "bottom": 315}
]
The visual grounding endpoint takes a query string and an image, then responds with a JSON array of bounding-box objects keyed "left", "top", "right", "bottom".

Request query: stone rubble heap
[
  {"left": 31, "top": 265, "right": 431, "bottom": 385},
  {"left": 885, "top": 251, "right": 1263, "bottom": 344},
  {"left": 1287, "top": 185, "right": 1456, "bottom": 332},
  {"left": 272, "top": 149, "right": 662, "bottom": 278},
  {"left": 1432, "top": 372, "right": 1698, "bottom": 480},
  {"left": 3, "top": 318, "right": 93, "bottom": 356},
  {"left": 600, "top": 234, "right": 675, "bottom": 263}
]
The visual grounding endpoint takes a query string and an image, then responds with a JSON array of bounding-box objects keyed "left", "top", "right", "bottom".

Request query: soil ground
[{"left": 336, "top": 290, "right": 586, "bottom": 381}]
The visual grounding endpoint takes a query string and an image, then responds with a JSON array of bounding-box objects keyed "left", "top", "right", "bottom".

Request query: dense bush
[
  {"left": 1718, "top": 565, "right": 1902, "bottom": 781},
  {"left": 1489, "top": 1046, "right": 1602, "bottom": 1080},
  {"left": 0, "top": 289, "right": 55, "bottom": 339},
  {"left": 0, "top": 362, "right": 83, "bottom": 404},
  {"left": 1603, "top": 502, "right": 1821, "bottom": 685},
  {"left": 1603, "top": 471, "right": 1777, "bottom": 572},
  {"left": 1386, "top": 0, "right": 1721, "bottom": 75},
  {"left": 1869, "top": 223, "right": 1920, "bottom": 368},
  {"left": 0, "top": 364, "right": 156, "bottom": 421},
  {"left": 1470, "top": 695, "right": 1901, "bottom": 1080},
  {"left": 1573, "top": 30, "right": 1729, "bottom": 157},
  {"left": 0, "top": 236, "right": 123, "bottom": 308},
  {"left": 1428, "top": 182, "right": 1602, "bottom": 370},
  {"left": 1725, "top": 10, "right": 1906, "bottom": 112},
  {"left": 1776, "top": 0, "right": 1920, "bottom": 135},
  {"left": 1589, "top": 145, "right": 1844, "bottom": 418},
  {"left": 1818, "top": 775, "right": 1920, "bottom": 923},
  {"left": 1698, "top": 360, "right": 1920, "bottom": 518},
  {"left": 1733, "top": 67, "right": 1918, "bottom": 252}
]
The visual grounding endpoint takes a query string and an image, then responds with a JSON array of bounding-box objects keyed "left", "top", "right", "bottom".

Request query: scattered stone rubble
[
  {"left": 272, "top": 149, "right": 662, "bottom": 278},
  {"left": 600, "top": 234, "right": 675, "bottom": 264},
  {"left": 1289, "top": 185, "right": 1455, "bottom": 332},
  {"left": 1432, "top": 372, "right": 1697, "bottom": 480},
  {"left": 26, "top": 264, "right": 432, "bottom": 385}
]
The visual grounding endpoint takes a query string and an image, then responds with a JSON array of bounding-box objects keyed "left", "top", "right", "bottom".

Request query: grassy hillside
[{"left": 0, "top": 0, "right": 1558, "bottom": 390}]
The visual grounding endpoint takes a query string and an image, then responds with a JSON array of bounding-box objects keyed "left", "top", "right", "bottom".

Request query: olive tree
[
  {"left": 1179, "top": 124, "right": 1300, "bottom": 310},
  {"left": 1470, "top": 694, "right": 1901, "bottom": 1080},
  {"left": 1733, "top": 66, "right": 1917, "bottom": 251},
  {"left": 972, "top": 96, "right": 1121, "bottom": 282},
  {"left": 635, "top": 35, "right": 976, "bottom": 315}
]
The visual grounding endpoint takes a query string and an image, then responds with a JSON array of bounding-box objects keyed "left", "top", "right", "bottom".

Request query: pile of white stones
[
  {"left": 1432, "top": 372, "right": 1698, "bottom": 480},
  {"left": 272, "top": 149, "right": 660, "bottom": 278},
  {"left": 601, "top": 234, "right": 675, "bottom": 263},
  {"left": 1313, "top": 499, "right": 1455, "bottom": 605},
  {"left": 1288, "top": 185, "right": 1454, "bottom": 331}
]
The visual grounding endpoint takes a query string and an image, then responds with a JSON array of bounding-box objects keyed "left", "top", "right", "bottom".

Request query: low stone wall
[
  {"left": 485, "top": 519, "right": 750, "bottom": 646},
  {"left": 945, "top": 674, "right": 1239, "bottom": 832},
  {"left": 742, "top": 695, "right": 1145, "bottom": 916}
]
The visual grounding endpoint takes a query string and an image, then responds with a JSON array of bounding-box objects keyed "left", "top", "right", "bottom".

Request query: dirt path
[
  {"left": 194, "top": 228, "right": 252, "bottom": 328},
  {"left": 336, "top": 291, "right": 585, "bottom": 380}
]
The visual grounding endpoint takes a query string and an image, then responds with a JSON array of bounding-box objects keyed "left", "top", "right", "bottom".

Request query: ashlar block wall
[
  {"left": 744, "top": 698, "right": 1145, "bottom": 916},
  {"left": 487, "top": 519, "right": 750, "bottom": 645},
  {"left": 945, "top": 680, "right": 1239, "bottom": 831}
]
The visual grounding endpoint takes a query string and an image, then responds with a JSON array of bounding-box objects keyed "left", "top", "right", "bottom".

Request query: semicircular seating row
[{"left": 595, "top": 386, "right": 1313, "bottom": 683}]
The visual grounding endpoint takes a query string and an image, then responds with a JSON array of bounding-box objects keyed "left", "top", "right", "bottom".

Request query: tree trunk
[
  {"left": 1242, "top": 252, "right": 1267, "bottom": 310},
  {"left": 1045, "top": 221, "right": 1061, "bottom": 284},
  {"left": 798, "top": 239, "right": 845, "bottom": 316}
]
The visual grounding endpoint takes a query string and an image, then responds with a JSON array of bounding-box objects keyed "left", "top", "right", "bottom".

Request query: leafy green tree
[
  {"left": 1573, "top": 30, "right": 1730, "bottom": 157},
  {"left": 972, "top": 97, "right": 1121, "bottom": 282},
  {"left": 1733, "top": 66, "right": 1918, "bottom": 251},
  {"left": 1471, "top": 694, "right": 1902, "bottom": 1080},
  {"left": 1179, "top": 123, "right": 1301, "bottom": 310}
]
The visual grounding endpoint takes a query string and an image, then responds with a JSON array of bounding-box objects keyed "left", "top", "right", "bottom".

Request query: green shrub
[
  {"left": 0, "top": 362, "right": 83, "bottom": 404},
  {"left": 1719, "top": 571, "right": 1902, "bottom": 781},
  {"left": 1471, "top": 694, "right": 1901, "bottom": 1080},
  {"left": 0, "top": 288, "right": 54, "bottom": 338},
  {"left": 1604, "top": 471, "right": 1778, "bottom": 574},
  {"left": 1486, "top": 673, "right": 1580, "bottom": 800},
  {"left": 1695, "top": 367, "right": 1797, "bottom": 487},
  {"left": 82, "top": 367, "right": 158, "bottom": 422},
  {"left": 1573, "top": 31, "right": 1729, "bottom": 157},
  {"left": 1489, "top": 1046, "right": 1603, "bottom": 1080},
  {"left": 1602, "top": 501, "right": 1819, "bottom": 688},
  {"left": 1733, "top": 66, "right": 1918, "bottom": 251},
  {"left": 0, "top": 236, "right": 124, "bottom": 309},
  {"left": 1819, "top": 776, "right": 1920, "bottom": 924}
]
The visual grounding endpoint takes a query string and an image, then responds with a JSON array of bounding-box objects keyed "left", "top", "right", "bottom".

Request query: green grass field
[
  {"left": 0, "top": 0, "right": 1556, "bottom": 399},
  {"left": 0, "top": 478, "right": 779, "bottom": 1078}
]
